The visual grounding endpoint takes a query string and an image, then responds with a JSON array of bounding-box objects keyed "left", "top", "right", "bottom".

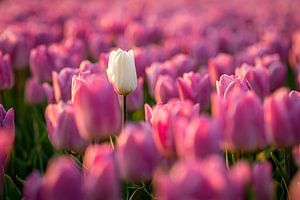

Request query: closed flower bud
[
  {"left": 42, "top": 156, "right": 84, "bottom": 200},
  {"left": 252, "top": 162, "right": 274, "bottom": 200},
  {"left": 126, "top": 77, "right": 144, "bottom": 111},
  {"left": 154, "top": 75, "right": 178, "bottom": 104},
  {"left": 116, "top": 122, "right": 160, "bottom": 181},
  {"left": 264, "top": 88, "right": 300, "bottom": 147},
  {"left": 74, "top": 75, "right": 121, "bottom": 141},
  {"left": 0, "top": 52, "right": 14, "bottom": 90},
  {"left": 83, "top": 145, "right": 120, "bottom": 200},
  {"left": 177, "top": 72, "right": 211, "bottom": 109},
  {"left": 29, "top": 45, "right": 55, "bottom": 83},
  {"left": 45, "top": 102, "right": 88, "bottom": 152},
  {"left": 25, "top": 78, "right": 47, "bottom": 105},
  {"left": 0, "top": 105, "right": 14, "bottom": 133},
  {"left": 107, "top": 49, "right": 137, "bottom": 95}
]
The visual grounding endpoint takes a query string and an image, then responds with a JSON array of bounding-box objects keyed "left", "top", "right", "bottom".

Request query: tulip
[
  {"left": 116, "top": 122, "right": 160, "bottom": 181},
  {"left": 45, "top": 102, "right": 88, "bottom": 152},
  {"left": 216, "top": 90, "right": 267, "bottom": 150},
  {"left": 293, "top": 145, "right": 300, "bottom": 167},
  {"left": 23, "top": 171, "right": 43, "bottom": 200},
  {"left": 74, "top": 75, "right": 120, "bottom": 141},
  {"left": 235, "top": 64, "right": 270, "bottom": 98},
  {"left": 52, "top": 68, "right": 79, "bottom": 103},
  {"left": 42, "top": 83, "right": 56, "bottom": 104},
  {"left": 29, "top": 45, "right": 55, "bottom": 83},
  {"left": 42, "top": 156, "right": 84, "bottom": 200},
  {"left": 0, "top": 52, "right": 14, "bottom": 90},
  {"left": 150, "top": 99, "right": 199, "bottom": 158},
  {"left": 256, "top": 54, "right": 286, "bottom": 91},
  {"left": 216, "top": 74, "right": 252, "bottom": 99},
  {"left": 0, "top": 104, "right": 14, "bottom": 133},
  {"left": 264, "top": 88, "right": 300, "bottom": 147},
  {"left": 252, "top": 162, "right": 274, "bottom": 200},
  {"left": 126, "top": 77, "right": 144, "bottom": 111},
  {"left": 171, "top": 54, "right": 196, "bottom": 77},
  {"left": 154, "top": 156, "right": 231, "bottom": 200},
  {"left": 83, "top": 145, "right": 120, "bottom": 200},
  {"left": 25, "top": 78, "right": 47, "bottom": 104},
  {"left": 79, "top": 60, "right": 103, "bottom": 74},
  {"left": 289, "top": 170, "right": 300, "bottom": 200},
  {"left": 228, "top": 161, "right": 251, "bottom": 200},
  {"left": 145, "top": 61, "right": 176, "bottom": 96},
  {"left": 154, "top": 75, "right": 178, "bottom": 104},
  {"left": 88, "top": 33, "right": 111, "bottom": 60},
  {"left": 107, "top": 48, "right": 137, "bottom": 95},
  {"left": 208, "top": 53, "right": 235, "bottom": 84},
  {"left": 177, "top": 72, "right": 211, "bottom": 109},
  {"left": 175, "top": 116, "right": 221, "bottom": 160},
  {"left": 133, "top": 47, "right": 153, "bottom": 77}
]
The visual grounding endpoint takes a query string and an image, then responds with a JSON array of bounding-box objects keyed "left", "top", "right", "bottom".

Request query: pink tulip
[
  {"left": 42, "top": 156, "right": 84, "bottom": 200},
  {"left": 150, "top": 99, "right": 199, "bottom": 157},
  {"left": 83, "top": 145, "right": 120, "bottom": 200},
  {"left": 177, "top": 72, "right": 211, "bottom": 109},
  {"left": 175, "top": 116, "right": 220, "bottom": 160},
  {"left": 79, "top": 60, "right": 103, "bottom": 74},
  {"left": 216, "top": 74, "right": 252, "bottom": 99},
  {"left": 264, "top": 88, "right": 300, "bottom": 147},
  {"left": 208, "top": 53, "right": 235, "bottom": 84},
  {"left": 252, "top": 162, "right": 274, "bottom": 200},
  {"left": 116, "top": 122, "right": 160, "bottom": 181},
  {"left": 216, "top": 90, "right": 267, "bottom": 150},
  {"left": 52, "top": 68, "right": 79, "bottom": 103},
  {"left": 154, "top": 156, "right": 231, "bottom": 200},
  {"left": 45, "top": 102, "right": 88, "bottom": 152},
  {"left": 289, "top": 170, "right": 300, "bottom": 200},
  {"left": 155, "top": 75, "right": 178, "bottom": 104},
  {"left": 0, "top": 52, "right": 14, "bottom": 90},
  {"left": 235, "top": 64, "right": 270, "bottom": 98},
  {"left": 23, "top": 171, "right": 43, "bottom": 200},
  {"left": 126, "top": 77, "right": 144, "bottom": 111},
  {"left": 228, "top": 161, "right": 251, "bottom": 200},
  {"left": 74, "top": 75, "right": 120, "bottom": 141},
  {"left": 25, "top": 78, "right": 47, "bottom": 104},
  {"left": 256, "top": 54, "right": 287, "bottom": 91},
  {"left": 0, "top": 104, "right": 14, "bottom": 133},
  {"left": 29, "top": 45, "right": 55, "bottom": 83}
]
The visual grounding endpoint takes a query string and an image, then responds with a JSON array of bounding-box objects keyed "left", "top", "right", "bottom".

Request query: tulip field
[{"left": 1, "top": 0, "right": 300, "bottom": 199}]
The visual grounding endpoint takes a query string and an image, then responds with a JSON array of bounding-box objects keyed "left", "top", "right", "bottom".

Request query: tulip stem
[{"left": 122, "top": 95, "right": 127, "bottom": 130}]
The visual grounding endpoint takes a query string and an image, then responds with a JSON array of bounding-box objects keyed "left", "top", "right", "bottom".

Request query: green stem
[{"left": 122, "top": 95, "right": 127, "bottom": 130}]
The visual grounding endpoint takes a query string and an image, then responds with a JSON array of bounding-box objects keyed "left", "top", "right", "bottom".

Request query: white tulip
[{"left": 107, "top": 48, "right": 137, "bottom": 95}]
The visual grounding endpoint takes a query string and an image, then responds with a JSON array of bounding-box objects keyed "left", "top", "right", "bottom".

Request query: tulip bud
[
  {"left": 151, "top": 100, "right": 199, "bottom": 158},
  {"left": 52, "top": 68, "right": 79, "bottom": 103},
  {"left": 107, "top": 48, "right": 137, "bottom": 95},
  {"left": 45, "top": 102, "right": 88, "bottom": 152},
  {"left": 0, "top": 52, "right": 14, "bottom": 91},
  {"left": 116, "top": 122, "right": 160, "bottom": 181},
  {"left": 42, "top": 156, "right": 84, "bottom": 200},
  {"left": 264, "top": 88, "right": 300, "bottom": 147},
  {"left": 79, "top": 60, "right": 103, "bottom": 74},
  {"left": 235, "top": 64, "right": 270, "bottom": 98},
  {"left": 252, "top": 162, "right": 274, "bottom": 200},
  {"left": 25, "top": 78, "right": 47, "bottom": 105},
  {"left": 154, "top": 75, "right": 178, "bottom": 104},
  {"left": 83, "top": 145, "right": 120, "bottom": 200},
  {"left": 289, "top": 170, "right": 300, "bottom": 200},
  {"left": 126, "top": 77, "right": 144, "bottom": 111},
  {"left": 208, "top": 53, "right": 235, "bottom": 84},
  {"left": 0, "top": 105, "right": 14, "bottom": 133},
  {"left": 29, "top": 45, "right": 55, "bottom": 83},
  {"left": 74, "top": 75, "right": 121, "bottom": 141},
  {"left": 23, "top": 171, "right": 43, "bottom": 200},
  {"left": 175, "top": 116, "right": 221, "bottom": 160},
  {"left": 177, "top": 72, "right": 211, "bottom": 109}
]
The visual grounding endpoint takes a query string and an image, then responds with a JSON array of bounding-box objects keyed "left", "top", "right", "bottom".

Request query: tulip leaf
[{"left": 4, "top": 174, "right": 21, "bottom": 200}]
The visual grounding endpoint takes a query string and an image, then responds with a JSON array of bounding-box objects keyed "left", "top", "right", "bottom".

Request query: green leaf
[{"left": 4, "top": 174, "right": 21, "bottom": 200}]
